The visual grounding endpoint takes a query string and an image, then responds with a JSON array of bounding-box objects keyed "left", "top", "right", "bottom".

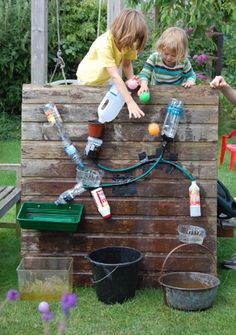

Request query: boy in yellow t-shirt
[{"left": 76, "top": 9, "right": 148, "bottom": 119}]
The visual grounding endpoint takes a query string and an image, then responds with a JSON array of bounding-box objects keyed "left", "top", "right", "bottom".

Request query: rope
[{"left": 49, "top": 0, "right": 67, "bottom": 85}]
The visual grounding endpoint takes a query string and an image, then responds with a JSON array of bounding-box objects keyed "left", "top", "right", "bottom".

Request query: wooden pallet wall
[{"left": 21, "top": 84, "right": 218, "bottom": 287}]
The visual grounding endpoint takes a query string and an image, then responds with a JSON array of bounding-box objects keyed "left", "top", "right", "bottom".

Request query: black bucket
[{"left": 86, "top": 246, "right": 143, "bottom": 304}]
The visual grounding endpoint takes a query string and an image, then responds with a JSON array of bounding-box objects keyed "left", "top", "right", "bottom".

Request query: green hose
[
  {"left": 98, "top": 154, "right": 163, "bottom": 188},
  {"left": 85, "top": 150, "right": 195, "bottom": 190},
  {"left": 161, "top": 159, "right": 195, "bottom": 181},
  {"left": 97, "top": 160, "right": 149, "bottom": 173}
]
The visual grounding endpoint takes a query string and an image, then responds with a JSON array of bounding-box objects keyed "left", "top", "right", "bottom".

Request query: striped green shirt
[{"left": 139, "top": 52, "right": 196, "bottom": 85}]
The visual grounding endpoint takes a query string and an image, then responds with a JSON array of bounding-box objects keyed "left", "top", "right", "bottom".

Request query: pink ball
[
  {"left": 38, "top": 301, "right": 50, "bottom": 313},
  {"left": 127, "top": 79, "right": 138, "bottom": 90}
]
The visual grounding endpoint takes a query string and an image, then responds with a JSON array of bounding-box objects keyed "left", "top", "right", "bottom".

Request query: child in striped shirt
[{"left": 138, "top": 27, "right": 196, "bottom": 95}]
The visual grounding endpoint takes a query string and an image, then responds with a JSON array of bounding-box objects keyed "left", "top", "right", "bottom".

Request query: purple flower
[
  {"left": 60, "top": 293, "right": 77, "bottom": 315},
  {"left": 38, "top": 301, "right": 50, "bottom": 314},
  {"left": 41, "top": 311, "right": 54, "bottom": 322},
  {"left": 5, "top": 289, "right": 19, "bottom": 301},
  {"left": 186, "top": 27, "right": 193, "bottom": 35},
  {"left": 193, "top": 54, "right": 209, "bottom": 65},
  {"left": 196, "top": 73, "right": 209, "bottom": 80}
]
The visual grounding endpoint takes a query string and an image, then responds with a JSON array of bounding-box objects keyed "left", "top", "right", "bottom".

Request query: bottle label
[
  {"left": 45, "top": 109, "right": 56, "bottom": 125},
  {"left": 95, "top": 188, "right": 108, "bottom": 207},
  {"left": 64, "top": 144, "right": 76, "bottom": 156},
  {"left": 189, "top": 190, "right": 200, "bottom": 206},
  {"left": 91, "top": 188, "right": 108, "bottom": 207},
  {"left": 43, "top": 103, "right": 63, "bottom": 125}
]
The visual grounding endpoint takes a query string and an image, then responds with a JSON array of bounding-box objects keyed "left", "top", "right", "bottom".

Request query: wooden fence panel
[{"left": 21, "top": 84, "right": 218, "bottom": 287}]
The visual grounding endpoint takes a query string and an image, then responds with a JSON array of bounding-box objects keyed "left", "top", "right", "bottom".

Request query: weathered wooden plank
[
  {"left": 21, "top": 141, "right": 217, "bottom": 161},
  {"left": 21, "top": 159, "right": 217, "bottom": 181},
  {"left": 21, "top": 159, "right": 217, "bottom": 180},
  {"left": 22, "top": 84, "right": 219, "bottom": 105},
  {"left": 21, "top": 178, "right": 216, "bottom": 198},
  {"left": 20, "top": 195, "right": 217, "bottom": 217},
  {"left": 22, "top": 104, "right": 218, "bottom": 124},
  {"left": 0, "top": 187, "right": 21, "bottom": 217},
  {"left": 21, "top": 122, "right": 218, "bottom": 142},
  {"left": 19, "top": 212, "right": 216, "bottom": 235},
  {"left": 20, "top": 231, "right": 216, "bottom": 254}
]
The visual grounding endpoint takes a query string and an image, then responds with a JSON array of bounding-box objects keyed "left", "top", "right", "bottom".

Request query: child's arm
[
  {"left": 138, "top": 53, "right": 155, "bottom": 95},
  {"left": 182, "top": 59, "right": 196, "bottom": 88},
  {"left": 106, "top": 66, "right": 145, "bottom": 119},
  {"left": 210, "top": 76, "right": 236, "bottom": 105},
  {"left": 122, "top": 59, "right": 141, "bottom": 86},
  {"left": 122, "top": 59, "right": 135, "bottom": 80}
]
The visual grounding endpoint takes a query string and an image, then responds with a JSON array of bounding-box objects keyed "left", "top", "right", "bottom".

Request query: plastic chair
[{"left": 220, "top": 130, "right": 236, "bottom": 171}]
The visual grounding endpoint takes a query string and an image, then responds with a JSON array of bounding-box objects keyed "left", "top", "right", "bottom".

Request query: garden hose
[
  {"left": 84, "top": 142, "right": 195, "bottom": 189},
  {"left": 99, "top": 154, "right": 163, "bottom": 188},
  {"left": 160, "top": 159, "right": 195, "bottom": 181}
]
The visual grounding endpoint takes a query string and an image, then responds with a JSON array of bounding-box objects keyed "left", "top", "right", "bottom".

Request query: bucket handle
[
  {"left": 91, "top": 265, "right": 119, "bottom": 284},
  {"left": 159, "top": 243, "right": 217, "bottom": 282}
]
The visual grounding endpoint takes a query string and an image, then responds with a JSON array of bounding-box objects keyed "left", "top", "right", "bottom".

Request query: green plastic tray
[{"left": 17, "top": 202, "right": 84, "bottom": 232}]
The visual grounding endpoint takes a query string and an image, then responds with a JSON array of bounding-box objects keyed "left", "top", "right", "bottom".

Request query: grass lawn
[{"left": 1, "top": 140, "right": 236, "bottom": 335}]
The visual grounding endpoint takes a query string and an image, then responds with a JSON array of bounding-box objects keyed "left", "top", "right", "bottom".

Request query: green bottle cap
[{"left": 139, "top": 92, "right": 151, "bottom": 104}]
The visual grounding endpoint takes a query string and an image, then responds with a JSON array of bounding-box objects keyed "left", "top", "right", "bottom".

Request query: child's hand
[
  {"left": 127, "top": 100, "right": 145, "bottom": 119},
  {"left": 138, "top": 81, "right": 149, "bottom": 95},
  {"left": 132, "top": 75, "right": 141, "bottom": 86},
  {"left": 182, "top": 81, "right": 195, "bottom": 88},
  {"left": 210, "top": 76, "right": 228, "bottom": 89}
]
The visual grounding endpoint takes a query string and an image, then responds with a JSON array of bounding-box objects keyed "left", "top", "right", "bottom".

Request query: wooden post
[
  {"left": 107, "top": 0, "right": 124, "bottom": 29},
  {"left": 214, "top": 32, "right": 223, "bottom": 76},
  {"left": 31, "top": 0, "right": 48, "bottom": 84}
]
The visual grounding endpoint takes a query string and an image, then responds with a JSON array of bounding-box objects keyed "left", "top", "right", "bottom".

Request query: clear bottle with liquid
[
  {"left": 189, "top": 180, "right": 201, "bottom": 217},
  {"left": 55, "top": 182, "right": 85, "bottom": 205},
  {"left": 42, "top": 103, "right": 84, "bottom": 169},
  {"left": 98, "top": 84, "right": 126, "bottom": 123},
  {"left": 42, "top": 102, "right": 65, "bottom": 138},
  {"left": 161, "top": 98, "right": 183, "bottom": 141},
  {"left": 63, "top": 136, "right": 85, "bottom": 170}
]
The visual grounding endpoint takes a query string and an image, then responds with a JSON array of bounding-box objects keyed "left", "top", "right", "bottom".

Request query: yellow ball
[{"left": 148, "top": 122, "right": 160, "bottom": 136}]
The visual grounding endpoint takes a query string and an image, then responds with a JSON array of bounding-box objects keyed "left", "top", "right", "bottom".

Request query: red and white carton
[{"left": 91, "top": 187, "right": 111, "bottom": 219}]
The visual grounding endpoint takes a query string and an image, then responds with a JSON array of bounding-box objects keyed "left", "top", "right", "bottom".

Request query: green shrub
[
  {"left": 0, "top": 0, "right": 31, "bottom": 116},
  {"left": 48, "top": 0, "right": 106, "bottom": 80},
  {"left": 0, "top": 0, "right": 106, "bottom": 119}
]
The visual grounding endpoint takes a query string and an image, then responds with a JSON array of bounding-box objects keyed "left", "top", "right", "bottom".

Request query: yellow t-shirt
[{"left": 76, "top": 31, "right": 137, "bottom": 86}]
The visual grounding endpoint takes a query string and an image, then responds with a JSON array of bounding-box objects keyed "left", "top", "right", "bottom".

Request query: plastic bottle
[
  {"left": 42, "top": 102, "right": 63, "bottom": 127},
  {"left": 55, "top": 182, "right": 85, "bottom": 205},
  {"left": 42, "top": 103, "right": 84, "bottom": 169},
  {"left": 98, "top": 84, "right": 126, "bottom": 123},
  {"left": 91, "top": 187, "right": 111, "bottom": 218},
  {"left": 42, "top": 102, "right": 66, "bottom": 138},
  {"left": 161, "top": 98, "right": 183, "bottom": 141},
  {"left": 62, "top": 135, "right": 85, "bottom": 170},
  {"left": 189, "top": 180, "right": 201, "bottom": 217}
]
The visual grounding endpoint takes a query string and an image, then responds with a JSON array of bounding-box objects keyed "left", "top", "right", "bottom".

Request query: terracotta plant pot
[{"left": 88, "top": 120, "right": 105, "bottom": 139}]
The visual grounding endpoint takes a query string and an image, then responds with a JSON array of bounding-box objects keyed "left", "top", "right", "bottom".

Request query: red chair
[{"left": 220, "top": 130, "right": 236, "bottom": 171}]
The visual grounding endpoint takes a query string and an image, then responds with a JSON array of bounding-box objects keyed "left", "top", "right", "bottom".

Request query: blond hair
[
  {"left": 111, "top": 9, "right": 148, "bottom": 51},
  {"left": 156, "top": 27, "right": 188, "bottom": 63}
]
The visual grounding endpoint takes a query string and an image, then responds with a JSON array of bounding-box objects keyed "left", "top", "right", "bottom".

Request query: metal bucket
[{"left": 159, "top": 244, "right": 220, "bottom": 311}]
